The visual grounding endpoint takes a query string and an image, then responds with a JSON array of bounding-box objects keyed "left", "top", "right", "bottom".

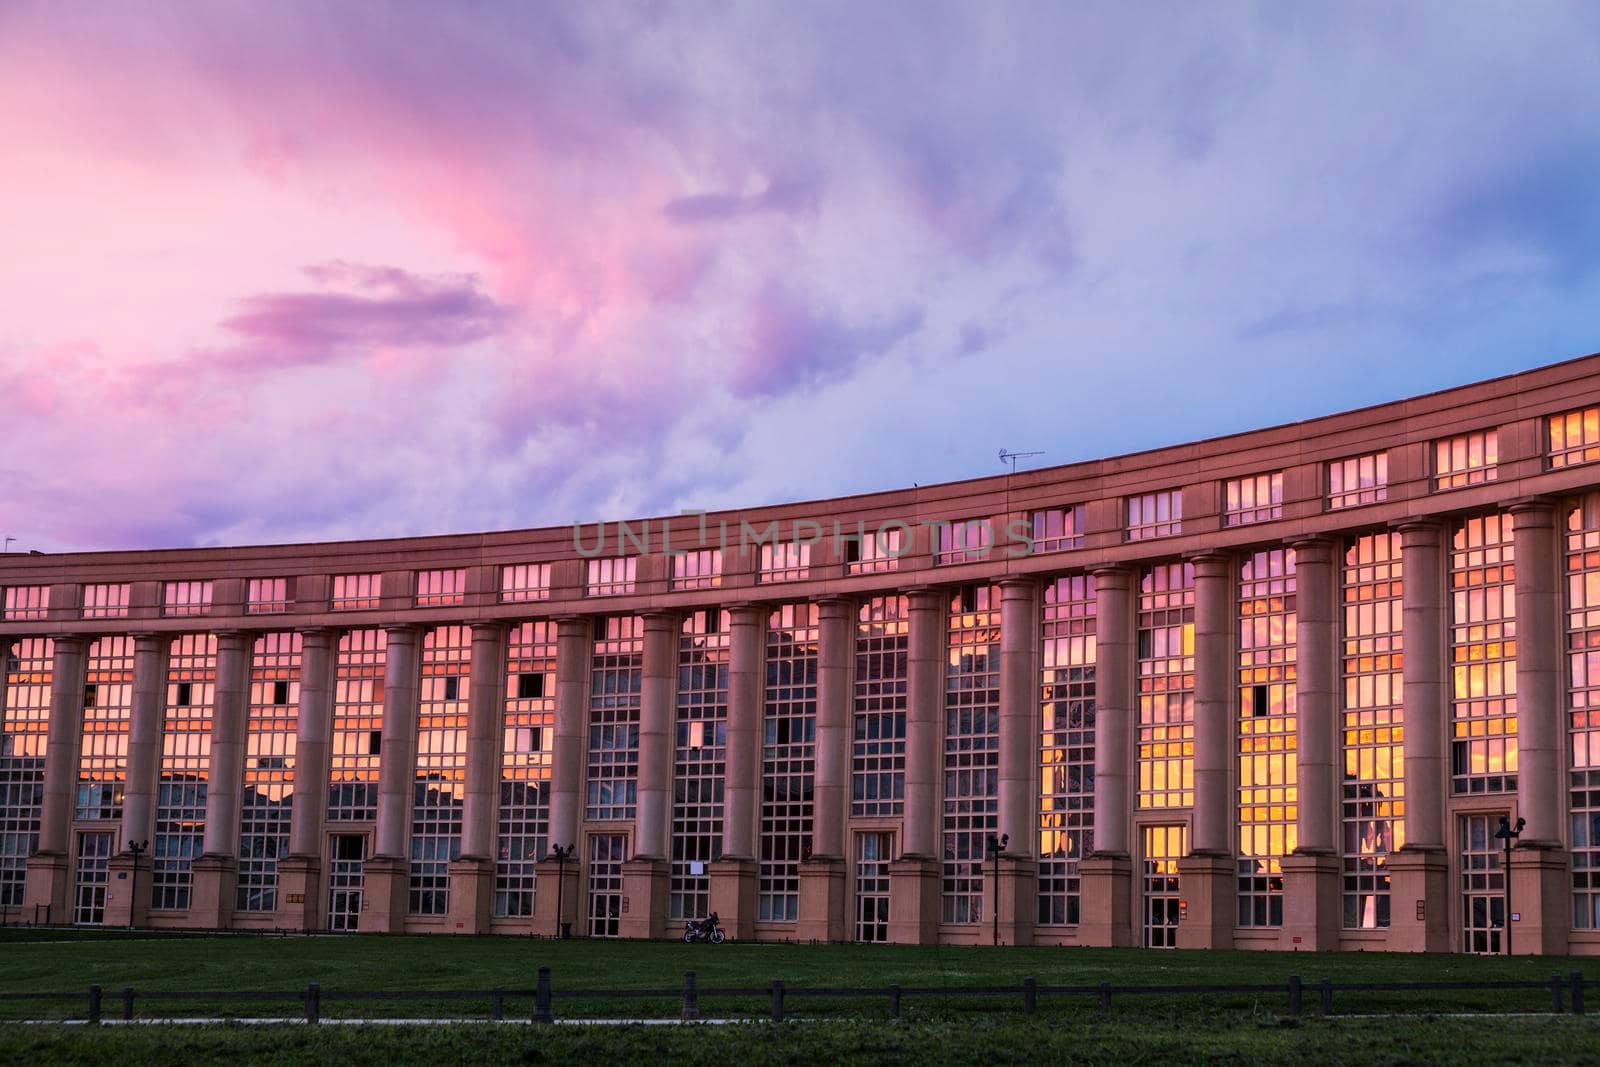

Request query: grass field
[{"left": 1, "top": 930, "right": 1597, "bottom": 1063}]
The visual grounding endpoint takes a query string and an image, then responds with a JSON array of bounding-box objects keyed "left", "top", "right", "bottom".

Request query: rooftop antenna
[
  {"left": 2, "top": 537, "right": 13, "bottom": 553},
  {"left": 998, "top": 448, "right": 1044, "bottom": 474}
]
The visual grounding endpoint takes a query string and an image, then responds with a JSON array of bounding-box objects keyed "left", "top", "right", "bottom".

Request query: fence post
[
  {"left": 492, "top": 988, "right": 504, "bottom": 1021},
  {"left": 1318, "top": 978, "right": 1333, "bottom": 1016},
  {"left": 770, "top": 979, "right": 785, "bottom": 1023},
  {"left": 1551, "top": 974, "right": 1564, "bottom": 1014},
  {"left": 1288, "top": 975, "right": 1302, "bottom": 1016},
  {"left": 122, "top": 987, "right": 134, "bottom": 1022},
  {"left": 682, "top": 971, "right": 700, "bottom": 1021},
  {"left": 1023, "top": 977, "right": 1037, "bottom": 1016},
  {"left": 533, "top": 966, "right": 553, "bottom": 1024},
  {"left": 1098, "top": 982, "right": 1112, "bottom": 1011},
  {"left": 889, "top": 984, "right": 901, "bottom": 1019},
  {"left": 1572, "top": 972, "right": 1586, "bottom": 1016},
  {"left": 305, "top": 982, "right": 320, "bottom": 1025},
  {"left": 87, "top": 985, "right": 102, "bottom": 1026}
]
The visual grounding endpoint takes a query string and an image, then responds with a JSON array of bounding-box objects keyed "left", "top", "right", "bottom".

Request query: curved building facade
[{"left": 6, "top": 354, "right": 1600, "bottom": 953}]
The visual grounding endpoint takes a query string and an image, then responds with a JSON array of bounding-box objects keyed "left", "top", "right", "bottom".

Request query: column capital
[
  {"left": 816, "top": 595, "right": 855, "bottom": 619},
  {"left": 1507, "top": 496, "right": 1563, "bottom": 524},
  {"left": 726, "top": 602, "right": 768, "bottom": 626},
  {"left": 1089, "top": 563, "right": 1136, "bottom": 587},
  {"left": 1286, "top": 536, "right": 1339, "bottom": 565},
  {"left": 641, "top": 609, "right": 681, "bottom": 630},
  {"left": 1391, "top": 517, "right": 1449, "bottom": 541},
  {"left": 997, "top": 575, "right": 1040, "bottom": 595},
  {"left": 383, "top": 622, "right": 424, "bottom": 643},
  {"left": 1185, "top": 550, "right": 1234, "bottom": 575},
  {"left": 295, "top": 626, "right": 340, "bottom": 647},
  {"left": 469, "top": 620, "right": 509, "bottom": 640},
  {"left": 904, "top": 586, "right": 945, "bottom": 611},
  {"left": 48, "top": 633, "right": 88, "bottom": 654}
]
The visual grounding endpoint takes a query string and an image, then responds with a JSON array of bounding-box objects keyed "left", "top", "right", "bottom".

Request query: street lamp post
[
  {"left": 987, "top": 833, "right": 1009, "bottom": 947},
  {"left": 1494, "top": 816, "right": 1524, "bottom": 956},
  {"left": 550, "top": 843, "right": 575, "bottom": 940},
  {"left": 126, "top": 840, "right": 149, "bottom": 930}
]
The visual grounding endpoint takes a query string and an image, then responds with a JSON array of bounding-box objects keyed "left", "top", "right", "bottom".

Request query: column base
[
  {"left": 1176, "top": 852, "right": 1235, "bottom": 949},
  {"left": 982, "top": 854, "right": 1037, "bottom": 946},
  {"left": 446, "top": 855, "right": 494, "bottom": 934},
  {"left": 274, "top": 854, "right": 322, "bottom": 932},
  {"left": 189, "top": 854, "right": 238, "bottom": 929},
  {"left": 363, "top": 854, "right": 410, "bottom": 933},
  {"left": 887, "top": 854, "right": 940, "bottom": 945},
  {"left": 22, "top": 851, "right": 69, "bottom": 924},
  {"left": 797, "top": 855, "right": 846, "bottom": 942},
  {"left": 1079, "top": 853, "right": 1134, "bottom": 947},
  {"left": 619, "top": 856, "right": 669, "bottom": 940},
  {"left": 532, "top": 857, "right": 579, "bottom": 938},
  {"left": 103, "top": 852, "right": 151, "bottom": 928},
  {"left": 1281, "top": 850, "right": 1341, "bottom": 951},
  {"left": 1387, "top": 846, "right": 1450, "bottom": 953},
  {"left": 708, "top": 857, "right": 759, "bottom": 940},
  {"left": 1511, "top": 842, "right": 1570, "bottom": 956}
]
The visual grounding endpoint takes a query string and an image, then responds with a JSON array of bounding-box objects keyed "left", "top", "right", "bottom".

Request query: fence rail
[{"left": 0, "top": 969, "right": 1590, "bottom": 1025}]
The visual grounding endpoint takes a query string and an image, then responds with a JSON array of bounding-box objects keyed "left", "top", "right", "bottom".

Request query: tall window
[
  {"left": 237, "top": 633, "right": 300, "bottom": 912},
  {"left": 0, "top": 638, "right": 51, "bottom": 906},
  {"left": 1039, "top": 575, "right": 1095, "bottom": 926},
  {"left": 1328, "top": 452, "right": 1389, "bottom": 510},
  {"left": 1237, "top": 548, "right": 1297, "bottom": 928},
  {"left": 1551, "top": 407, "right": 1600, "bottom": 470},
  {"left": 759, "top": 542, "right": 811, "bottom": 583},
  {"left": 154, "top": 634, "right": 216, "bottom": 910},
  {"left": 500, "top": 563, "right": 552, "bottom": 603},
  {"left": 586, "top": 557, "right": 637, "bottom": 597},
  {"left": 1127, "top": 490, "right": 1182, "bottom": 541},
  {"left": 672, "top": 610, "right": 728, "bottom": 919},
  {"left": 81, "top": 583, "right": 130, "bottom": 619},
  {"left": 1433, "top": 430, "right": 1499, "bottom": 491},
  {"left": 416, "top": 568, "right": 467, "bottom": 607},
  {"left": 2, "top": 585, "right": 48, "bottom": 621},
  {"left": 845, "top": 528, "right": 904, "bottom": 575},
  {"left": 410, "top": 625, "right": 470, "bottom": 914},
  {"left": 1451, "top": 513, "right": 1517, "bottom": 794},
  {"left": 1030, "top": 505, "right": 1086, "bottom": 553},
  {"left": 331, "top": 574, "right": 381, "bottom": 611},
  {"left": 497, "top": 622, "right": 554, "bottom": 917},
  {"left": 1566, "top": 496, "right": 1600, "bottom": 929},
  {"left": 672, "top": 550, "right": 723, "bottom": 591},
  {"left": 1138, "top": 563, "right": 1194, "bottom": 809},
  {"left": 853, "top": 596, "right": 908, "bottom": 817},
  {"left": 329, "top": 630, "right": 384, "bottom": 821},
  {"left": 935, "top": 520, "right": 993, "bottom": 566},
  {"left": 760, "top": 604, "right": 817, "bottom": 921},
  {"left": 76, "top": 637, "right": 132, "bottom": 820},
  {"left": 1224, "top": 472, "right": 1283, "bottom": 526},
  {"left": 163, "top": 581, "right": 212, "bottom": 617},
  {"left": 587, "top": 617, "right": 642, "bottom": 820},
  {"left": 1342, "top": 533, "right": 1405, "bottom": 929},
  {"left": 943, "top": 586, "right": 999, "bottom": 924},
  {"left": 246, "top": 578, "right": 290, "bottom": 614}
]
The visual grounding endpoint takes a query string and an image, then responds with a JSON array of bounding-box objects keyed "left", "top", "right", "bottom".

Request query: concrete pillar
[
  {"left": 1178, "top": 551, "right": 1235, "bottom": 950},
  {"left": 712, "top": 604, "right": 765, "bottom": 939},
  {"left": 547, "top": 617, "right": 591, "bottom": 855},
  {"left": 902, "top": 589, "right": 944, "bottom": 860},
  {"left": 1509, "top": 498, "right": 1569, "bottom": 953},
  {"left": 367, "top": 624, "right": 421, "bottom": 933},
  {"left": 105, "top": 633, "right": 168, "bottom": 928},
  {"left": 1081, "top": 566, "right": 1134, "bottom": 946},
  {"left": 621, "top": 612, "right": 677, "bottom": 938},
  {"left": 191, "top": 631, "right": 250, "bottom": 927},
  {"left": 449, "top": 622, "right": 506, "bottom": 934},
  {"left": 1282, "top": 537, "right": 1340, "bottom": 950},
  {"left": 22, "top": 635, "right": 86, "bottom": 922},
  {"left": 799, "top": 596, "right": 852, "bottom": 942},
  {"left": 996, "top": 578, "right": 1039, "bottom": 946},
  {"left": 1389, "top": 520, "right": 1450, "bottom": 952},
  {"left": 277, "top": 628, "right": 335, "bottom": 932}
]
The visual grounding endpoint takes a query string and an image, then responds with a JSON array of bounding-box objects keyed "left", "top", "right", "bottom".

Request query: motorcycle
[{"left": 683, "top": 911, "right": 725, "bottom": 944}]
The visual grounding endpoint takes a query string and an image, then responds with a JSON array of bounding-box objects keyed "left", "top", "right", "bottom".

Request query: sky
[{"left": 3, "top": 1, "right": 1599, "bottom": 552}]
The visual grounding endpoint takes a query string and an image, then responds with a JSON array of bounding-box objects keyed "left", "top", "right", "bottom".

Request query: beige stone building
[{"left": 5, "top": 353, "right": 1600, "bottom": 954}]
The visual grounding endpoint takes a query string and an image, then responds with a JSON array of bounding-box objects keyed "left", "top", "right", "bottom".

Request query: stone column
[
  {"left": 533, "top": 616, "right": 589, "bottom": 936},
  {"left": 621, "top": 612, "right": 677, "bottom": 939},
  {"left": 191, "top": 631, "right": 251, "bottom": 928},
  {"left": 366, "top": 624, "right": 420, "bottom": 934},
  {"left": 1080, "top": 566, "right": 1134, "bottom": 947},
  {"left": 994, "top": 578, "right": 1039, "bottom": 946},
  {"left": 448, "top": 622, "right": 506, "bottom": 934},
  {"left": 1177, "top": 552, "right": 1235, "bottom": 950},
  {"left": 23, "top": 635, "right": 86, "bottom": 922},
  {"left": 106, "top": 634, "right": 168, "bottom": 927},
  {"left": 889, "top": 588, "right": 943, "bottom": 945},
  {"left": 1282, "top": 537, "right": 1341, "bottom": 950},
  {"left": 276, "top": 629, "right": 335, "bottom": 932},
  {"left": 1509, "top": 499, "right": 1570, "bottom": 954},
  {"left": 711, "top": 604, "right": 764, "bottom": 939},
  {"left": 1388, "top": 521, "right": 1450, "bottom": 952},
  {"left": 799, "top": 596, "right": 851, "bottom": 942}
]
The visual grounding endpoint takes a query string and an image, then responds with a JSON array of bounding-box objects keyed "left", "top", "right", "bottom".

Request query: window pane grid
[
  {"left": 943, "top": 586, "right": 999, "bottom": 924},
  {"left": 1126, "top": 491, "right": 1182, "bottom": 542},
  {"left": 497, "top": 622, "right": 554, "bottom": 917},
  {"left": 81, "top": 583, "right": 130, "bottom": 620},
  {"left": 935, "top": 520, "right": 993, "bottom": 566},
  {"left": 845, "top": 529, "right": 903, "bottom": 575},
  {"left": 246, "top": 578, "right": 290, "bottom": 615},
  {"left": 331, "top": 573, "right": 381, "bottom": 611},
  {"left": 2, "top": 586, "right": 49, "bottom": 621},
  {"left": 587, "top": 617, "right": 642, "bottom": 820},
  {"left": 1566, "top": 498, "right": 1600, "bottom": 929},
  {"left": 77, "top": 636, "right": 132, "bottom": 821},
  {"left": 1039, "top": 575, "right": 1095, "bottom": 926},
  {"left": 760, "top": 604, "right": 817, "bottom": 921},
  {"left": 500, "top": 564, "right": 552, "bottom": 604},
  {"left": 0, "top": 637, "right": 51, "bottom": 906},
  {"left": 671, "top": 610, "right": 728, "bottom": 919},
  {"left": 329, "top": 629, "right": 385, "bottom": 821},
  {"left": 1030, "top": 506, "right": 1086, "bottom": 553},
  {"left": 154, "top": 634, "right": 217, "bottom": 911},
  {"left": 1237, "top": 548, "right": 1297, "bottom": 928},
  {"left": 409, "top": 625, "right": 470, "bottom": 915},
  {"left": 162, "top": 581, "right": 212, "bottom": 618},
  {"left": 671, "top": 549, "right": 724, "bottom": 592},
  {"left": 1328, "top": 452, "right": 1389, "bottom": 510},
  {"left": 853, "top": 596, "right": 907, "bottom": 817},
  {"left": 1433, "top": 430, "right": 1499, "bottom": 491},
  {"left": 1551, "top": 407, "right": 1600, "bottom": 470},
  {"left": 416, "top": 569, "right": 467, "bottom": 608},
  {"left": 586, "top": 557, "right": 637, "bottom": 597},
  {"left": 759, "top": 542, "right": 812, "bottom": 584},
  {"left": 1450, "top": 512, "right": 1517, "bottom": 794},
  {"left": 1139, "top": 562, "right": 1194, "bottom": 809},
  {"left": 1224, "top": 472, "right": 1284, "bottom": 527},
  {"left": 236, "top": 632, "right": 301, "bottom": 912}
]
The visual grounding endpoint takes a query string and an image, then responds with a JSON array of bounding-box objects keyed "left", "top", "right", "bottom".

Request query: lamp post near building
[
  {"left": 987, "top": 833, "right": 1009, "bottom": 947},
  {"left": 1494, "top": 816, "right": 1524, "bottom": 956},
  {"left": 550, "top": 843, "right": 575, "bottom": 940},
  {"left": 126, "top": 840, "right": 149, "bottom": 930}
]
